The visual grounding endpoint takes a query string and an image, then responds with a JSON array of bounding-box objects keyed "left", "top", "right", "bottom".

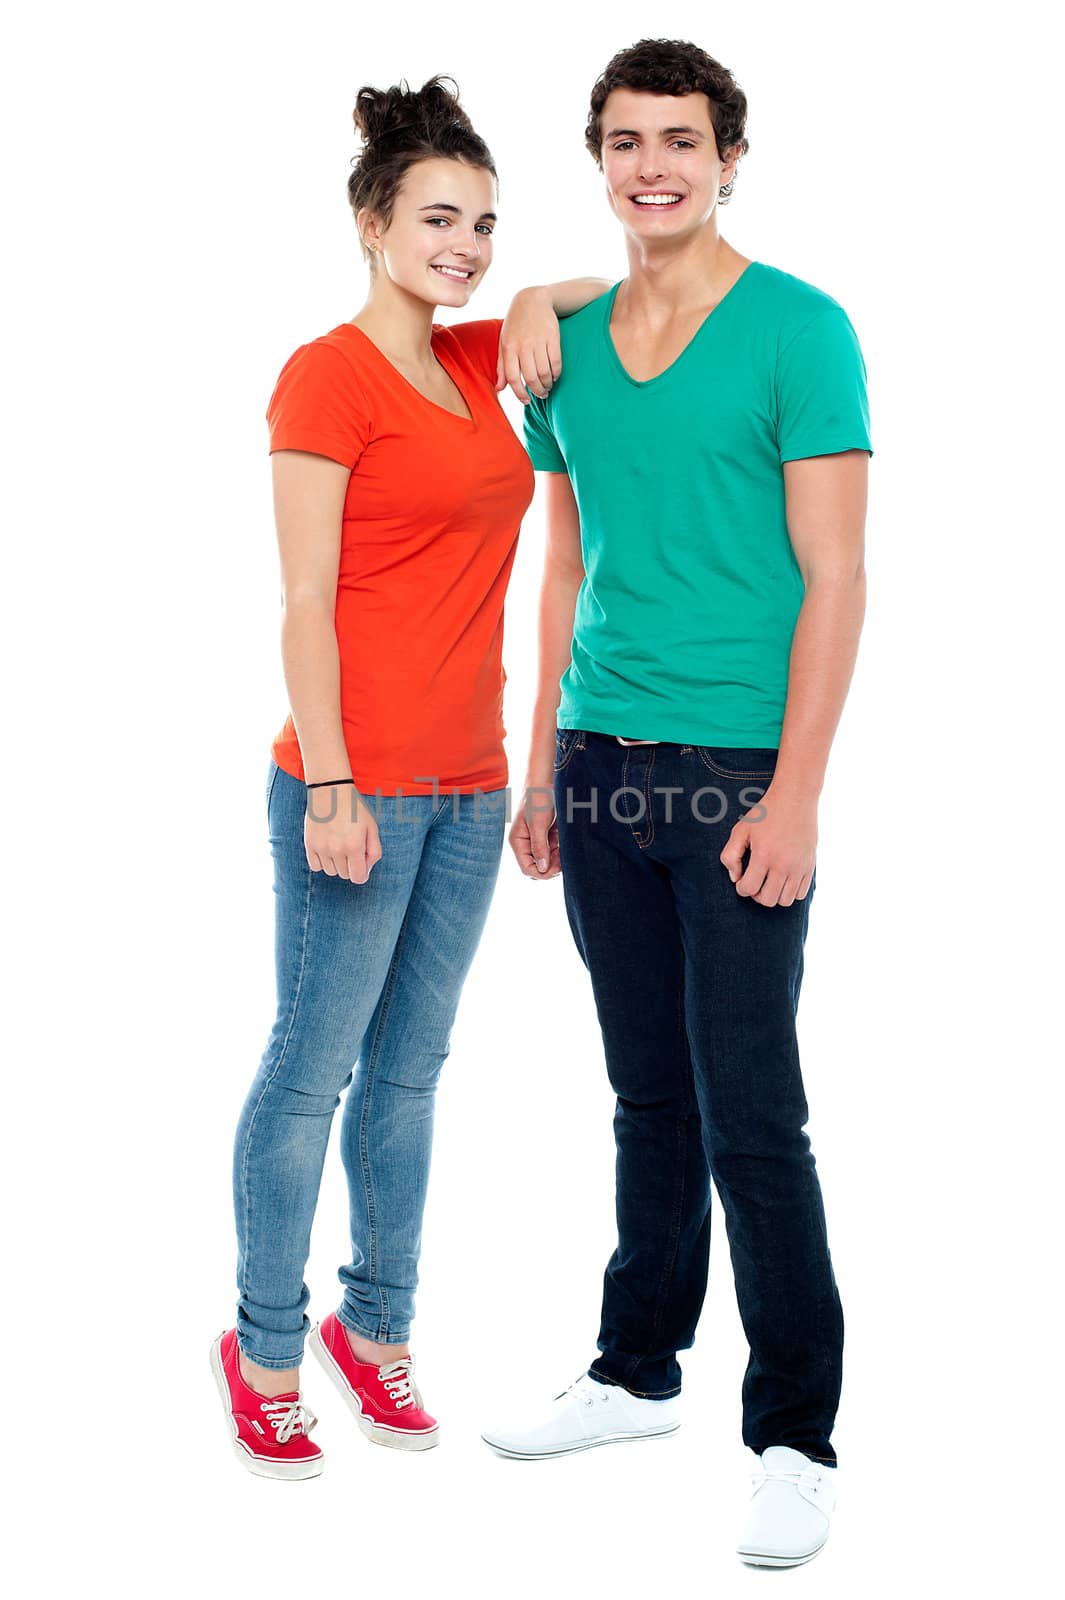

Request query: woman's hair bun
[
  {"left": 346, "top": 74, "right": 496, "bottom": 262},
  {"left": 352, "top": 75, "right": 474, "bottom": 148}
]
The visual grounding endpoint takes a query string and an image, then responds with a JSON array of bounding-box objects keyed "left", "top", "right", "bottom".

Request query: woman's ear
[{"left": 357, "top": 205, "right": 381, "bottom": 253}]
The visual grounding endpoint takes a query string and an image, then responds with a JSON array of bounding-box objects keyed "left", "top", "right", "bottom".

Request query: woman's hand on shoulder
[{"left": 497, "top": 288, "right": 562, "bottom": 405}]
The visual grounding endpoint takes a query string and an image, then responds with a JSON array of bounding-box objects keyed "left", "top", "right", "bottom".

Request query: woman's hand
[
  {"left": 304, "top": 785, "right": 382, "bottom": 884},
  {"left": 508, "top": 782, "right": 561, "bottom": 879},
  {"left": 497, "top": 288, "right": 562, "bottom": 404}
]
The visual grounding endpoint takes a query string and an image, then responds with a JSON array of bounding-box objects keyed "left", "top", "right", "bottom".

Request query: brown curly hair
[
  {"left": 585, "top": 39, "right": 749, "bottom": 203},
  {"left": 348, "top": 75, "right": 497, "bottom": 265}
]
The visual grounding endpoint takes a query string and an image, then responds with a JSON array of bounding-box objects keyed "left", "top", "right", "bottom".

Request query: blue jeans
[
  {"left": 553, "top": 730, "right": 843, "bottom": 1465},
  {"left": 233, "top": 759, "right": 505, "bottom": 1369}
]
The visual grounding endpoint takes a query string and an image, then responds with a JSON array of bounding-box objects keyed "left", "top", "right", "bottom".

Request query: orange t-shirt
[{"left": 265, "top": 318, "right": 534, "bottom": 794}]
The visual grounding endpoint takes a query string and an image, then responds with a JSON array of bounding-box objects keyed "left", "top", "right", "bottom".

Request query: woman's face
[{"left": 361, "top": 157, "right": 497, "bottom": 306}]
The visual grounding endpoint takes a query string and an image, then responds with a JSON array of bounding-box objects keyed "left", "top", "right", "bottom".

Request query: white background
[{"left": 5, "top": 0, "right": 1061, "bottom": 1594}]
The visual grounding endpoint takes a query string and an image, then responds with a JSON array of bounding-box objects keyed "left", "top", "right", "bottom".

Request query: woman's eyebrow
[{"left": 418, "top": 202, "right": 498, "bottom": 221}]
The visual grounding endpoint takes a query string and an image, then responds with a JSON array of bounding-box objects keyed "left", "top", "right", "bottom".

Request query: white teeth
[
  {"left": 433, "top": 265, "right": 471, "bottom": 278},
  {"left": 632, "top": 194, "right": 683, "bottom": 205}
]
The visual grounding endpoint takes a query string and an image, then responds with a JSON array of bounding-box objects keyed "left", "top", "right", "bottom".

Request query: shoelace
[
  {"left": 750, "top": 1466, "right": 823, "bottom": 1495},
  {"left": 260, "top": 1396, "right": 318, "bottom": 1445},
  {"left": 379, "top": 1356, "right": 417, "bottom": 1410},
  {"left": 554, "top": 1375, "right": 610, "bottom": 1408}
]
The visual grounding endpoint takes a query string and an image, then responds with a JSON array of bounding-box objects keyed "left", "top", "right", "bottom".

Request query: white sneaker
[
  {"left": 480, "top": 1372, "right": 680, "bottom": 1460},
  {"left": 736, "top": 1446, "right": 838, "bottom": 1567}
]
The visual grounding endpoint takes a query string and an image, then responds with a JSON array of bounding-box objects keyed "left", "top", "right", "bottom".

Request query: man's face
[
  {"left": 360, "top": 157, "right": 497, "bottom": 306},
  {"left": 599, "top": 88, "right": 735, "bottom": 242}
]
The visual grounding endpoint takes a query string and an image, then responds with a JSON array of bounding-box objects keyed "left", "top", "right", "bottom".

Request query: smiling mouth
[
  {"left": 630, "top": 193, "right": 685, "bottom": 209},
  {"left": 432, "top": 264, "right": 473, "bottom": 280}
]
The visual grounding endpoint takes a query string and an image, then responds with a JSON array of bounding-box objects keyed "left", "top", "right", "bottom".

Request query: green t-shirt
[{"left": 523, "top": 260, "right": 873, "bottom": 745}]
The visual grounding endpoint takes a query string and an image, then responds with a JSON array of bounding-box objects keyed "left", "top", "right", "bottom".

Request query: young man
[{"left": 481, "top": 39, "right": 872, "bottom": 1570}]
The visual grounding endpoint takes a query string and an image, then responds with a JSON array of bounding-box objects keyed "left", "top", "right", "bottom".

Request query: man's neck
[{"left": 618, "top": 232, "right": 752, "bottom": 321}]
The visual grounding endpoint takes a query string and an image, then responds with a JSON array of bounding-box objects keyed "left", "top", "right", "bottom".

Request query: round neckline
[
  {"left": 603, "top": 261, "right": 761, "bottom": 390},
  {"left": 340, "top": 321, "right": 478, "bottom": 428}
]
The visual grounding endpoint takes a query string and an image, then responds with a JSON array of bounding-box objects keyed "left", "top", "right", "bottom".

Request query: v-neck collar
[
  {"left": 603, "top": 262, "right": 761, "bottom": 390},
  {"left": 340, "top": 322, "right": 477, "bottom": 428}
]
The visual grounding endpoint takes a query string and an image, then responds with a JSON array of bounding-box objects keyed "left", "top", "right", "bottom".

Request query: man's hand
[
  {"left": 720, "top": 784, "right": 817, "bottom": 906},
  {"left": 498, "top": 288, "right": 562, "bottom": 404},
  {"left": 509, "top": 782, "right": 561, "bottom": 879}
]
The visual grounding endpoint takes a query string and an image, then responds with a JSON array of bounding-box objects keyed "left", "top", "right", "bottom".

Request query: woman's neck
[{"left": 351, "top": 276, "right": 438, "bottom": 368}]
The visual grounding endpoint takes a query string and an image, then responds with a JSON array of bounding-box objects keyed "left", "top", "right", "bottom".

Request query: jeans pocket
[
  {"left": 696, "top": 746, "right": 779, "bottom": 780},
  {"left": 554, "top": 729, "right": 582, "bottom": 773}
]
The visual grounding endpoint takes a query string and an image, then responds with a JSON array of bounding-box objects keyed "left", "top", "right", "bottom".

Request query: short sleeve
[
  {"left": 522, "top": 394, "right": 567, "bottom": 472},
  {"left": 444, "top": 318, "right": 503, "bottom": 385},
  {"left": 265, "top": 340, "right": 370, "bottom": 469},
  {"left": 774, "top": 306, "right": 873, "bottom": 464}
]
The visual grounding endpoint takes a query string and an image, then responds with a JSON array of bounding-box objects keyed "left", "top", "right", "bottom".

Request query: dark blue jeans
[{"left": 553, "top": 729, "right": 844, "bottom": 1465}]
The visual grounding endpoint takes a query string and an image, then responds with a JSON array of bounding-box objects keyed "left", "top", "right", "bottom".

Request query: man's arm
[
  {"left": 720, "top": 448, "right": 869, "bottom": 906},
  {"left": 775, "top": 449, "right": 869, "bottom": 797},
  {"left": 498, "top": 278, "right": 612, "bottom": 403},
  {"left": 510, "top": 472, "right": 585, "bottom": 879}
]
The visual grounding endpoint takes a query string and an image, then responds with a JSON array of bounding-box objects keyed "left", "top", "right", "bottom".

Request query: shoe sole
[
  {"left": 209, "top": 1332, "right": 324, "bottom": 1481},
  {"left": 307, "top": 1324, "right": 440, "bottom": 1452},
  {"left": 737, "top": 1539, "right": 828, "bottom": 1568},
  {"left": 480, "top": 1422, "right": 680, "bottom": 1460}
]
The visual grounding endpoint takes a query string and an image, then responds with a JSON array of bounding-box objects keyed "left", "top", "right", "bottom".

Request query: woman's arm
[
  {"left": 272, "top": 450, "right": 352, "bottom": 784},
  {"left": 540, "top": 277, "right": 614, "bottom": 318},
  {"left": 498, "top": 278, "right": 612, "bottom": 403},
  {"left": 271, "top": 449, "right": 381, "bottom": 881}
]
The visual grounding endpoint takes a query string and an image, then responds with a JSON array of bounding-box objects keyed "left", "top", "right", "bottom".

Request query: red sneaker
[
  {"left": 210, "top": 1328, "right": 323, "bottom": 1480},
  {"left": 308, "top": 1312, "right": 440, "bottom": 1451}
]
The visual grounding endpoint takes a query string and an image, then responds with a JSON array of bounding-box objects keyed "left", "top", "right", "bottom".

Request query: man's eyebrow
[
  {"left": 418, "top": 202, "right": 498, "bottom": 221},
  {"left": 603, "top": 125, "right": 705, "bottom": 140}
]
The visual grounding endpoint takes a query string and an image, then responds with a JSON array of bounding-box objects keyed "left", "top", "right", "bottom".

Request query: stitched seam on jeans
[
  {"left": 237, "top": 834, "right": 315, "bottom": 1336},
  {"left": 337, "top": 1306, "right": 411, "bottom": 1345},
  {"left": 619, "top": 955, "right": 689, "bottom": 1395},
  {"left": 647, "top": 991, "right": 692, "bottom": 1357},
  {"left": 356, "top": 913, "right": 413, "bottom": 1340},
  {"left": 618, "top": 747, "right": 649, "bottom": 851},
  {"left": 811, "top": 1197, "right": 841, "bottom": 1457},
  {"left": 697, "top": 748, "right": 777, "bottom": 780},
  {"left": 589, "top": 1369, "right": 682, "bottom": 1400},
  {"left": 634, "top": 747, "right": 656, "bottom": 849},
  {"left": 791, "top": 894, "right": 838, "bottom": 1457},
  {"left": 655, "top": 971, "right": 691, "bottom": 1359},
  {"left": 554, "top": 731, "right": 580, "bottom": 773},
  {"left": 266, "top": 760, "right": 282, "bottom": 814}
]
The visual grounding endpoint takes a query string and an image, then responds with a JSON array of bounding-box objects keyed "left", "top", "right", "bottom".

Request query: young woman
[{"left": 210, "top": 75, "right": 608, "bottom": 1479}]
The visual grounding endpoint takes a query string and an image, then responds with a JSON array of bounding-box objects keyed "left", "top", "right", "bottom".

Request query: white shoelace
[
  {"left": 379, "top": 1356, "right": 418, "bottom": 1410},
  {"left": 751, "top": 1466, "right": 823, "bottom": 1495},
  {"left": 555, "top": 1375, "right": 610, "bottom": 1408},
  {"left": 260, "top": 1396, "right": 318, "bottom": 1444}
]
